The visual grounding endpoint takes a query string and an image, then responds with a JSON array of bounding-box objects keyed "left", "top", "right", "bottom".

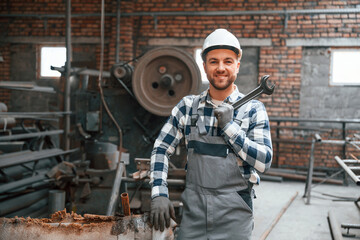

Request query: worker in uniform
[{"left": 149, "top": 28, "right": 273, "bottom": 240}]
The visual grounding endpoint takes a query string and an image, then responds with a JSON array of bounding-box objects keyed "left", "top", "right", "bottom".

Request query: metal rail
[
  {"left": 270, "top": 117, "right": 360, "bottom": 168},
  {"left": 1, "top": 7, "right": 360, "bottom": 18},
  {"left": 334, "top": 156, "right": 360, "bottom": 186},
  {"left": 0, "top": 173, "right": 47, "bottom": 194},
  {"left": 0, "top": 130, "right": 63, "bottom": 142},
  {"left": 303, "top": 133, "right": 360, "bottom": 204},
  {"left": 0, "top": 148, "right": 78, "bottom": 168}
]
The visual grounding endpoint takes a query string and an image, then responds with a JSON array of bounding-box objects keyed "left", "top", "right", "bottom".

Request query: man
[{"left": 150, "top": 28, "right": 273, "bottom": 240}]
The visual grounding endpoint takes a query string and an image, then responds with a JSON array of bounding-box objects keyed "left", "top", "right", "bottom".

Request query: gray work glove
[
  {"left": 214, "top": 102, "right": 234, "bottom": 129},
  {"left": 150, "top": 196, "right": 176, "bottom": 232}
]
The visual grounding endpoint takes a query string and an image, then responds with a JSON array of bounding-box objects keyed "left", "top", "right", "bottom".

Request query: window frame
[
  {"left": 38, "top": 45, "right": 66, "bottom": 79},
  {"left": 329, "top": 48, "right": 360, "bottom": 86}
]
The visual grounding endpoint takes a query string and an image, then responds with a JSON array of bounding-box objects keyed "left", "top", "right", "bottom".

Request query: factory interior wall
[{"left": 1, "top": 0, "right": 360, "bottom": 171}]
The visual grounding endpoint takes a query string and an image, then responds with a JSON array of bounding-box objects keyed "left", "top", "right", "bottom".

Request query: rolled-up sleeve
[
  {"left": 150, "top": 98, "right": 190, "bottom": 198},
  {"left": 222, "top": 101, "right": 273, "bottom": 173}
]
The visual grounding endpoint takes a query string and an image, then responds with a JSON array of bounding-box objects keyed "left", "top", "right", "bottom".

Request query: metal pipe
[
  {"left": 328, "top": 210, "right": 344, "bottom": 240},
  {"left": 0, "top": 130, "right": 63, "bottom": 142},
  {"left": 0, "top": 173, "right": 47, "bottom": 194},
  {"left": 4, "top": 198, "right": 47, "bottom": 218},
  {"left": 106, "top": 161, "right": 125, "bottom": 216},
  {"left": 51, "top": 66, "right": 111, "bottom": 78},
  {"left": 121, "top": 177, "right": 185, "bottom": 186},
  {"left": 121, "top": 192, "right": 130, "bottom": 216},
  {"left": 64, "top": 0, "right": 72, "bottom": 151},
  {"left": 1, "top": 8, "right": 360, "bottom": 18},
  {"left": 48, "top": 190, "right": 66, "bottom": 216},
  {"left": 304, "top": 137, "right": 317, "bottom": 205},
  {"left": 0, "top": 189, "right": 49, "bottom": 216},
  {"left": 270, "top": 117, "right": 360, "bottom": 124},
  {"left": 334, "top": 156, "right": 360, "bottom": 185},
  {"left": 115, "top": 0, "right": 121, "bottom": 63},
  {"left": 0, "top": 111, "right": 71, "bottom": 116}
]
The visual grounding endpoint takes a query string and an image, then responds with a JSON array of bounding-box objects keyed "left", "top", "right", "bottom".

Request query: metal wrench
[{"left": 232, "top": 75, "right": 275, "bottom": 110}]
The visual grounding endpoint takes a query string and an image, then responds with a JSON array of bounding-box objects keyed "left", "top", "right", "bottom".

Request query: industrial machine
[{"left": 0, "top": 46, "right": 204, "bottom": 218}]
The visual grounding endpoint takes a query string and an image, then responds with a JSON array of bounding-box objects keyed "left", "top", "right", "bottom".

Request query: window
[
  {"left": 195, "top": 48, "right": 208, "bottom": 83},
  {"left": 330, "top": 49, "right": 360, "bottom": 86},
  {"left": 40, "top": 46, "right": 66, "bottom": 77}
]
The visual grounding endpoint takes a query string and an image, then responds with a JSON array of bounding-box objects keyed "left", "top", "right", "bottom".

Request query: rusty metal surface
[{"left": 0, "top": 210, "right": 175, "bottom": 240}]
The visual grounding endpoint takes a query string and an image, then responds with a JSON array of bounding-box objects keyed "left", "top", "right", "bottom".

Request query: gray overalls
[{"left": 177, "top": 96, "right": 254, "bottom": 240}]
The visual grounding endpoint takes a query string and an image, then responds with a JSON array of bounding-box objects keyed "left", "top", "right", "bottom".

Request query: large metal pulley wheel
[{"left": 132, "top": 47, "right": 202, "bottom": 116}]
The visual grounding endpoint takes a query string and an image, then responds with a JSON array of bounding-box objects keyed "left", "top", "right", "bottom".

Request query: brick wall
[{"left": 1, "top": 0, "right": 360, "bottom": 171}]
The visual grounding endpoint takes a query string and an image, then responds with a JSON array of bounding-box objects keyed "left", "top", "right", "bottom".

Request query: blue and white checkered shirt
[{"left": 150, "top": 86, "right": 273, "bottom": 198}]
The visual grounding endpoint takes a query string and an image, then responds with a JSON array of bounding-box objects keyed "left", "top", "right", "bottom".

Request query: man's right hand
[{"left": 150, "top": 196, "right": 176, "bottom": 232}]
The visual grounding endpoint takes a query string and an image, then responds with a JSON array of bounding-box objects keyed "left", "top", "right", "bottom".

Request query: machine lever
[{"left": 232, "top": 75, "right": 275, "bottom": 110}]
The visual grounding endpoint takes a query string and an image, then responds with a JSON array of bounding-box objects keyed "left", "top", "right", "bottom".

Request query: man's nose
[{"left": 217, "top": 63, "right": 225, "bottom": 71}]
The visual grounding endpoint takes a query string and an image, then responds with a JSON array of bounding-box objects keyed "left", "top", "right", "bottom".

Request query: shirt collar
[{"left": 199, "top": 85, "right": 244, "bottom": 107}]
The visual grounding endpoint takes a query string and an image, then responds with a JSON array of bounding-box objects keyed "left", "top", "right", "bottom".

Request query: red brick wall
[{"left": 1, "top": 0, "right": 360, "bottom": 171}]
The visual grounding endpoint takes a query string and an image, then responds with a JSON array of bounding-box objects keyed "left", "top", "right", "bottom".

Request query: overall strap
[{"left": 190, "top": 95, "right": 207, "bottom": 135}]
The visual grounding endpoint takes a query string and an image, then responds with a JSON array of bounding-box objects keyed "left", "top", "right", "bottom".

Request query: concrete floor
[{"left": 252, "top": 180, "right": 360, "bottom": 240}]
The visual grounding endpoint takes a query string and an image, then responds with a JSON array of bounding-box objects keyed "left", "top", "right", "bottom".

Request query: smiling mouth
[{"left": 216, "top": 75, "right": 227, "bottom": 79}]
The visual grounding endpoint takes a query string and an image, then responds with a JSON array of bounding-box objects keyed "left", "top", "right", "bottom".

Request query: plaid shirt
[{"left": 150, "top": 86, "right": 273, "bottom": 198}]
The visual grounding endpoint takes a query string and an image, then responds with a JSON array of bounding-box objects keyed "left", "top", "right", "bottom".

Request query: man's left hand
[{"left": 214, "top": 102, "right": 234, "bottom": 129}]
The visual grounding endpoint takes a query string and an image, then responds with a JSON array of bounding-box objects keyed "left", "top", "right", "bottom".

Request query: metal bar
[
  {"left": 270, "top": 117, "right": 360, "bottom": 124},
  {"left": 121, "top": 177, "right": 185, "bottom": 185},
  {"left": 328, "top": 210, "right": 344, "bottom": 240},
  {"left": 311, "top": 169, "right": 344, "bottom": 190},
  {"left": 343, "top": 159, "right": 360, "bottom": 164},
  {"left": 0, "top": 173, "right": 47, "bottom": 194},
  {"left": 51, "top": 66, "right": 111, "bottom": 78},
  {"left": 349, "top": 166, "right": 360, "bottom": 170},
  {"left": 64, "top": 0, "right": 72, "bottom": 152},
  {"left": 341, "top": 224, "right": 360, "bottom": 229},
  {"left": 259, "top": 191, "right": 298, "bottom": 240},
  {"left": 304, "top": 137, "right": 317, "bottom": 204},
  {"left": 0, "top": 130, "right": 63, "bottom": 142},
  {"left": 1, "top": 7, "right": 360, "bottom": 18},
  {"left": 4, "top": 198, "right": 47, "bottom": 218},
  {"left": 334, "top": 156, "right": 360, "bottom": 185},
  {"left": 0, "top": 112, "right": 71, "bottom": 116},
  {"left": 0, "top": 148, "right": 78, "bottom": 168},
  {"left": 270, "top": 125, "right": 333, "bottom": 132},
  {"left": 106, "top": 162, "right": 125, "bottom": 216},
  {"left": 347, "top": 141, "right": 360, "bottom": 152},
  {"left": 0, "top": 189, "right": 49, "bottom": 216},
  {"left": 273, "top": 139, "right": 360, "bottom": 145}
]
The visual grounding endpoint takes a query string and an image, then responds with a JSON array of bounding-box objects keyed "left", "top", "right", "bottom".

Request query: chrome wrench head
[{"left": 260, "top": 75, "right": 275, "bottom": 95}]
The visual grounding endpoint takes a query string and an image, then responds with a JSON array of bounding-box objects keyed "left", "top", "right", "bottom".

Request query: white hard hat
[{"left": 201, "top": 28, "right": 242, "bottom": 61}]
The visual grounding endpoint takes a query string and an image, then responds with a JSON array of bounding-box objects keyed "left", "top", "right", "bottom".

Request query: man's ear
[{"left": 236, "top": 61, "right": 241, "bottom": 74}]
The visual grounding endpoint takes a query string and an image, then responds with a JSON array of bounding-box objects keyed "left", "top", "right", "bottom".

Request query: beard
[{"left": 207, "top": 75, "right": 236, "bottom": 90}]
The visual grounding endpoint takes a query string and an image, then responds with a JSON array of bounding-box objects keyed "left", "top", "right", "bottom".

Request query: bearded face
[{"left": 203, "top": 49, "right": 240, "bottom": 91}]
